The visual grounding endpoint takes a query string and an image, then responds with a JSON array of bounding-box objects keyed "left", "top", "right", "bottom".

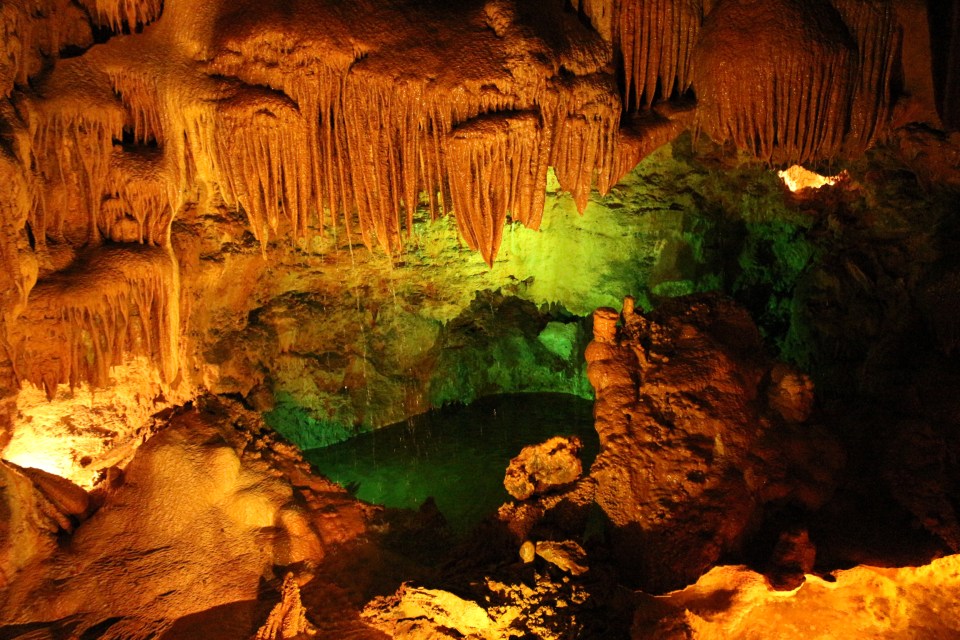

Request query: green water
[{"left": 304, "top": 393, "right": 598, "bottom": 533}]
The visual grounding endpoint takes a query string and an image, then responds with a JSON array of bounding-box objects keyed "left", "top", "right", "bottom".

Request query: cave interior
[{"left": 0, "top": 0, "right": 959, "bottom": 638}]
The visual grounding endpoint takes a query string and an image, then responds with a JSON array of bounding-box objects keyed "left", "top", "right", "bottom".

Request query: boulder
[{"left": 504, "top": 436, "right": 583, "bottom": 501}]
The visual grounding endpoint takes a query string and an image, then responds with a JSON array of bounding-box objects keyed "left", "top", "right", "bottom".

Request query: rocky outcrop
[
  {"left": 0, "top": 463, "right": 61, "bottom": 589},
  {"left": 504, "top": 436, "right": 583, "bottom": 501},
  {"left": 586, "top": 294, "right": 843, "bottom": 592},
  {"left": 0, "top": 397, "right": 371, "bottom": 638},
  {"left": 362, "top": 584, "right": 496, "bottom": 640},
  {"left": 639, "top": 555, "right": 960, "bottom": 639}
]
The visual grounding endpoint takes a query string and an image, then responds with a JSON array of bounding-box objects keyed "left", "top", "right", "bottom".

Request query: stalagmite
[
  {"left": 254, "top": 573, "right": 316, "bottom": 640},
  {"left": 617, "top": 0, "right": 704, "bottom": 110},
  {"left": 693, "top": 0, "right": 858, "bottom": 164}
]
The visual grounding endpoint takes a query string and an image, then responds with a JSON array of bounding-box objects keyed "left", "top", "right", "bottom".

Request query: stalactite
[
  {"left": 25, "top": 64, "right": 126, "bottom": 244},
  {"left": 213, "top": 87, "right": 313, "bottom": 249},
  {"left": 103, "top": 148, "right": 172, "bottom": 245},
  {"left": 830, "top": 0, "right": 900, "bottom": 152},
  {"left": 78, "top": 0, "right": 164, "bottom": 32},
  {"left": 13, "top": 0, "right": 622, "bottom": 269},
  {"left": 544, "top": 74, "right": 621, "bottom": 214},
  {"left": 0, "top": 150, "right": 37, "bottom": 311},
  {"left": 693, "top": 0, "right": 858, "bottom": 165},
  {"left": 1, "top": 0, "right": 93, "bottom": 98},
  {"left": 108, "top": 70, "right": 164, "bottom": 146},
  {"left": 617, "top": 0, "right": 703, "bottom": 110},
  {"left": 5, "top": 245, "right": 179, "bottom": 397},
  {"left": 447, "top": 112, "right": 543, "bottom": 267}
]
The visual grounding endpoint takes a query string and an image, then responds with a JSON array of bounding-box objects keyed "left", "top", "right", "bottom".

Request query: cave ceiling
[{"left": 0, "top": 0, "right": 954, "bottom": 399}]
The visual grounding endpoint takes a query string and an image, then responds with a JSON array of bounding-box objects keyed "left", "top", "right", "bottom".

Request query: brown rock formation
[
  {"left": 503, "top": 435, "right": 583, "bottom": 501},
  {"left": 0, "top": 396, "right": 371, "bottom": 637},
  {"left": 0, "top": 462, "right": 61, "bottom": 588},
  {"left": 255, "top": 573, "right": 316, "bottom": 640},
  {"left": 586, "top": 294, "right": 842, "bottom": 592},
  {"left": 693, "top": 0, "right": 899, "bottom": 164}
]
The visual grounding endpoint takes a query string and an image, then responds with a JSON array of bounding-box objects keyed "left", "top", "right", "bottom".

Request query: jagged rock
[
  {"left": 647, "top": 556, "right": 960, "bottom": 639},
  {"left": 586, "top": 294, "right": 841, "bottom": 592},
  {"left": 0, "top": 397, "right": 370, "bottom": 636},
  {"left": 11, "top": 465, "right": 90, "bottom": 521},
  {"left": 534, "top": 540, "right": 588, "bottom": 576},
  {"left": 498, "top": 477, "right": 596, "bottom": 542},
  {"left": 362, "top": 584, "right": 495, "bottom": 639},
  {"left": 0, "top": 462, "right": 60, "bottom": 588},
  {"left": 254, "top": 573, "right": 316, "bottom": 640},
  {"left": 504, "top": 436, "right": 583, "bottom": 501}
]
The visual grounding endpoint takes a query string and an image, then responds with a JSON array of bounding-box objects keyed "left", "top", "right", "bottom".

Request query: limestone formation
[
  {"left": 534, "top": 540, "right": 589, "bottom": 576},
  {"left": 0, "top": 397, "right": 369, "bottom": 637},
  {"left": 254, "top": 573, "right": 316, "bottom": 640},
  {"left": 362, "top": 584, "right": 496, "bottom": 639},
  {"left": 642, "top": 556, "right": 960, "bottom": 639},
  {"left": 503, "top": 436, "right": 583, "bottom": 501},
  {"left": 586, "top": 294, "right": 841, "bottom": 591},
  {"left": 0, "top": 0, "right": 955, "bottom": 637},
  {"left": 693, "top": 0, "right": 897, "bottom": 164},
  {"left": 0, "top": 462, "right": 61, "bottom": 588}
]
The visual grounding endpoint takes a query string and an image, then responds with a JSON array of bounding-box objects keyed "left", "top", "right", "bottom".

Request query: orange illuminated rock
[
  {"left": 693, "top": 0, "right": 898, "bottom": 164},
  {"left": 586, "top": 294, "right": 842, "bottom": 592},
  {"left": 504, "top": 435, "right": 583, "bottom": 501},
  {"left": 618, "top": 0, "right": 703, "bottom": 109},
  {"left": 0, "top": 397, "right": 370, "bottom": 636},
  {"left": 255, "top": 572, "right": 316, "bottom": 640},
  {"left": 0, "top": 462, "right": 61, "bottom": 589},
  {"left": 639, "top": 555, "right": 960, "bottom": 639}
]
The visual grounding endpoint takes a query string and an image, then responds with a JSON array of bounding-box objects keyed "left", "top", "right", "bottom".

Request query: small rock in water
[{"left": 504, "top": 436, "right": 583, "bottom": 501}]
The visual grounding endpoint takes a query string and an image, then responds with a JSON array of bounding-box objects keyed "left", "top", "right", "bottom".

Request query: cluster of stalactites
[
  {"left": 611, "top": 0, "right": 899, "bottom": 164},
  {"left": 28, "top": 102, "right": 127, "bottom": 244},
  {"left": 103, "top": 148, "right": 172, "bottom": 245},
  {"left": 548, "top": 74, "right": 621, "bottom": 214},
  {"left": 5, "top": 245, "right": 179, "bottom": 398},
  {"left": 23, "top": 66, "right": 173, "bottom": 248},
  {"left": 693, "top": 0, "right": 860, "bottom": 165},
  {"left": 831, "top": 0, "right": 901, "bottom": 152},
  {"left": 0, "top": 0, "right": 93, "bottom": 98},
  {"left": 447, "top": 112, "right": 546, "bottom": 266},
  {"left": 186, "top": 56, "right": 621, "bottom": 263},
  {"left": 618, "top": 0, "right": 704, "bottom": 110},
  {"left": 78, "top": 0, "right": 164, "bottom": 32}
]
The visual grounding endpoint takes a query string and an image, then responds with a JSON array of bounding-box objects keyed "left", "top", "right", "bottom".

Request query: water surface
[{"left": 304, "top": 393, "right": 598, "bottom": 533}]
